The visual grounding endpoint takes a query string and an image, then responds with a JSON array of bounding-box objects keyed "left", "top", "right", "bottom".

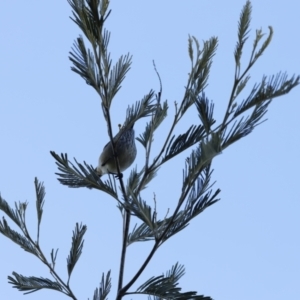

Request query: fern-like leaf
[
  {"left": 8, "top": 272, "right": 62, "bottom": 294},
  {"left": 67, "top": 223, "right": 87, "bottom": 278},
  {"left": 50, "top": 151, "right": 118, "bottom": 198}
]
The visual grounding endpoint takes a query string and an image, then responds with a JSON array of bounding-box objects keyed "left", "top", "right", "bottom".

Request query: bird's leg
[{"left": 114, "top": 173, "right": 123, "bottom": 179}]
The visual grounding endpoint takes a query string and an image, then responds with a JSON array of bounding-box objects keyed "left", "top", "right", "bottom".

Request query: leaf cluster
[
  {"left": 1, "top": 1, "right": 299, "bottom": 300},
  {"left": 0, "top": 179, "right": 87, "bottom": 299},
  {"left": 50, "top": 1, "right": 298, "bottom": 299},
  {"left": 132, "top": 263, "right": 212, "bottom": 300}
]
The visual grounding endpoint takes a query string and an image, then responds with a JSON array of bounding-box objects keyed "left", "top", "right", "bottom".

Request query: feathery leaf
[
  {"left": 234, "top": 0, "right": 252, "bottom": 66},
  {"left": 124, "top": 90, "right": 157, "bottom": 126},
  {"left": 163, "top": 125, "right": 206, "bottom": 163},
  {"left": 93, "top": 270, "right": 112, "bottom": 300},
  {"left": 137, "top": 100, "right": 168, "bottom": 148},
  {"left": 69, "top": 36, "right": 99, "bottom": 90},
  {"left": 0, "top": 218, "right": 38, "bottom": 255},
  {"left": 8, "top": 272, "right": 62, "bottom": 294},
  {"left": 0, "top": 196, "right": 22, "bottom": 228},
  {"left": 195, "top": 93, "right": 216, "bottom": 133},
  {"left": 234, "top": 73, "right": 300, "bottom": 117},
  {"left": 127, "top": 222, "right": 154, "bottom": 245},
  {"left": 34, "top": 178, "right": 45, "bottom": 241},
  {"left": 135, "top": 263, "right": 212, "bottom": 299},
  {"left": 50, "top": 151, "right": 118, "bottom": 198},
  {"left": 67, "top": 223, "right": 87, "bottom": 278}
]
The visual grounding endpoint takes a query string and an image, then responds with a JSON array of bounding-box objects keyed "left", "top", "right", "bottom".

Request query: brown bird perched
[{"left": 96, "top": 123, "right": 137, "bottom": 177}]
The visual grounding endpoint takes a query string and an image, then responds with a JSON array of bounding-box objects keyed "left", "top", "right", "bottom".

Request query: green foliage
[
  {"left": 0, "top": 179, "right": 82, "bottom": 299},
  {"left": 92, "top": 271, "right": 112, "bottom": 300},
  {"left": 67, "top": 223, "right": 87, "bottom": 280},
  {"left": 0, "top": 1, "right": 299, "bottom": 300},
  {"left": 234, "top": 0, "right": 251, "bottom": 67},
  {"left": 132, "top": 263, "right": 211, "bottom": 299},
  {"left": 8, "top": 273, "right": 63, "bottom": 294},
  {"left": 49, "top": 151, "right": 119, "bottom": 199}
]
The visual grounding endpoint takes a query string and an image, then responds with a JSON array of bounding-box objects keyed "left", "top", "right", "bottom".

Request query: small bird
[{"left": 96, "top": 123, "right": 137, "bottom": 177}]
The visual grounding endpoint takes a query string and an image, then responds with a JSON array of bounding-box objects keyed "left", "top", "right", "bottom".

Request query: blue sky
[{"left": 0, "top": 1, "right": 299, "bottom": 300}]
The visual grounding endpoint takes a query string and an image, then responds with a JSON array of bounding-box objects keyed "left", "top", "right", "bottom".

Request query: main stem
[
  {"left": 117, "top": 209, "right": 131, "bottom": 293},
  {"left": 102, "top": 107, "right": 131, "bottom": 295}
]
